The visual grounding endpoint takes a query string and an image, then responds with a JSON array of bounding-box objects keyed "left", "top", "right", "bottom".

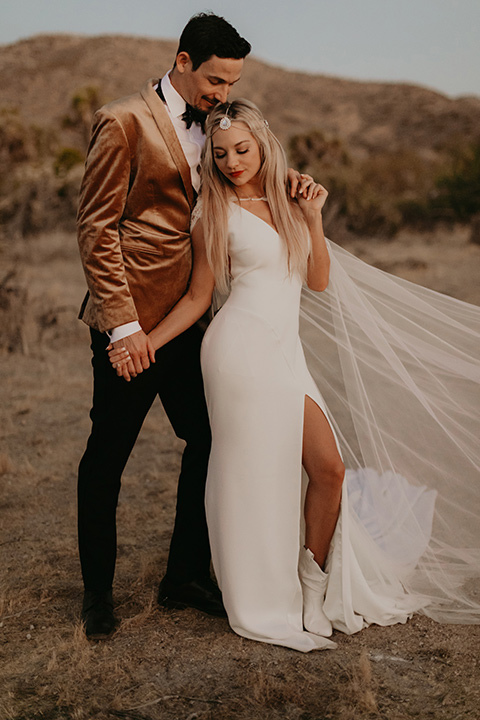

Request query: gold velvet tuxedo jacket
[{"left": 77, "top": 79, "right": 196, "bottom": 334}]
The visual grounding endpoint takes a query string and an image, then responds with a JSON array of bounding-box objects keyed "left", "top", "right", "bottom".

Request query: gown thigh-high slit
[
  {"left": 302, "top": 394, "right": 344, "bottom": 569},
  {"left": 201, "top": 203, "right": 435, "bottom": 652}
]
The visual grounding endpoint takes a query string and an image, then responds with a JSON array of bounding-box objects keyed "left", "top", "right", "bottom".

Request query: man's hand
[
  {"left": 107, "top": 330, "right": 155, "bottom": 381},
  {"left": 287, "top": 168, "right": 315, "bottom": 199},
  {"left": 296, "top": 181, "right": 328, "bottom": 214}
]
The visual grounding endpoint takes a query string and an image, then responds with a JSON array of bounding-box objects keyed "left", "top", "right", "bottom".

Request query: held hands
[{"left": 107, "top": 330, "right": 155, "bottom": 382}]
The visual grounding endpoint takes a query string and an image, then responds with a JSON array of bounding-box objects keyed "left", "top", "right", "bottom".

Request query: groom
[{"left": 76, "top": 13, "right": 251, "bottom": 639}]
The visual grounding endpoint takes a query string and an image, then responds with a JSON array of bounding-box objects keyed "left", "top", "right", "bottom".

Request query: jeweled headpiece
[
  {"left": 219, "top": 115, "right": 232, "bottom": 130},
  {"left": 218, "top": 104, "right": 232, "bottom": 130}
]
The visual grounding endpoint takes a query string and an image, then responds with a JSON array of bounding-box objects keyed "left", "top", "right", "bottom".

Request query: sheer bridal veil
[{"left": 300, "top": 239, "right": 480, "bottom": 623}]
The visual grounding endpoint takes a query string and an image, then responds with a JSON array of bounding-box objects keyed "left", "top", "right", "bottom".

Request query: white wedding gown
[{"left": 200, "top": 203, "right": 480, "bottom": 652}]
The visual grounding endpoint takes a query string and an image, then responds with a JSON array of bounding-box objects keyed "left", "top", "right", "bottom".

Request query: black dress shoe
[
  {"left": 157, "top": 575, "right": 227, "bottom": 617},
  {"left": 81, "top": 589, "right": 116, "bottom": 639}
]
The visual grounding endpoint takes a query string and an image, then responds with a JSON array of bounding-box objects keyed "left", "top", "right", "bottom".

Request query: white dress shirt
[
  {"left": 109, "top": 72, "right": 205, "bottom": 343},
  {"left": 159, "top": 72, "right": 204, "bottom": 193}
]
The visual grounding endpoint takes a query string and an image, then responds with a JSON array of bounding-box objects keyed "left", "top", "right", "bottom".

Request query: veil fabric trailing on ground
[{"left": 300, "top": 239, "right": 480, "bottom": 623}]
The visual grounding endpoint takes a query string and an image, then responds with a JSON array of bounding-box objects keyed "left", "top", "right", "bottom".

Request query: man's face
[{"left": 175, "top": 53, "right": 244, "bottom": 113}]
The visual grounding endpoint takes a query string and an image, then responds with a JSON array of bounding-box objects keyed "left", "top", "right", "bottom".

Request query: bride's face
[{"left": 212, "top": 123, "right": 263, "bottom": 194}]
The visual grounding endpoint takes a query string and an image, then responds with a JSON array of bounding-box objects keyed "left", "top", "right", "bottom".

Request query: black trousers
[{"left": 77, "top": 325, "right": 212, "bottom": 592}]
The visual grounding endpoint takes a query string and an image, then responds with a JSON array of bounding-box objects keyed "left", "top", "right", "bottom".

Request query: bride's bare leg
[{"left": 302, "top": 395, "right": 345, "bottom": 569}]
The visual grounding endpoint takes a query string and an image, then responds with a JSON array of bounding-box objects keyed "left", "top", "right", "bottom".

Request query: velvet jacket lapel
[{"left": 141, "top": 79, "right": 196, "bottom": 210}]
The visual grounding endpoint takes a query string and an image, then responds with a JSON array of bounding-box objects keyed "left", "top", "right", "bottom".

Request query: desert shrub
[
  {"left": 433, "top": 142, "right": 480, "bottom": 221},
  {"left": 288, "top": 130, "right": 352, "bottom": 234},
  {"left": 0, "top": 109, "right": 61, "bottom": 237},
  {"left": 62, "top": 85, "right": 103, "bottom": 147},
  {"left": 54, "top": 147, "right": 85, "bottom": 176},
  {"left": 0, "top": 262, "right": 78, "bottom": 354},
  {"left": 0, "top": 108, "right": 56, "bottom": 172},
  {"left": 0, "top": 107, "right": 35, "bottom": 166},
  {"left": 288, "top": 129, "right": 445, "bottom": 235},
  {"left": 289, "top": 129, "right": 350, "bottom": 172},
  {"left": 0, "top": 165, "right": 81, "bottom": 237},
  {"left": 0, "top": 269, "right": 29, "bottom": 353},
  {"left": 341, "top": 149, "right": 440, "bottom": 235}
]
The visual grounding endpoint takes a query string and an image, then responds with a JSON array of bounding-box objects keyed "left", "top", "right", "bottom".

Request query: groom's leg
[
  {"left": 78, "top": 329, "right": 157, "bottom": 592},
  {"left": 156, "top": 324, "right": 212, "bottom": 584}
]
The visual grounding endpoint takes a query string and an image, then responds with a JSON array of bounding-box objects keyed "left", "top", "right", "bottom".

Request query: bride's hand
[
  {"left": 107, "top": 345, "right": 135, "bottom": 381},
  {"left": 296, "top": 175, "right": 328, "bottom": 215}
]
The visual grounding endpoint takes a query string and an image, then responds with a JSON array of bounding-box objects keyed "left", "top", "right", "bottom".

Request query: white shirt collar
[{"left": 161, "top": 72, "right": 187, "bottom": 119}]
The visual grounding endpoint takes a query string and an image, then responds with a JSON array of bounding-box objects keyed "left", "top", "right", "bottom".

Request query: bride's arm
[
  {"left": 108, "top": 220, "right": 215, "bottom": 377},
  {"left": 297, "top": 182, "right": 330, "bottom": 292},
  {"left": 148, "top": 220, "right": 215, "bottom": 351}
]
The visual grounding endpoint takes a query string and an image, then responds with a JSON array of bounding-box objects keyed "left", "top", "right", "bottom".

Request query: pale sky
[{"left": 2, "top": 0, "right": 479, "bottom": 97}]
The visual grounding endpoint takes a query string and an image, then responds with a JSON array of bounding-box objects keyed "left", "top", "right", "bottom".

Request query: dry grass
[
  {"left": 335, "top": 651, "right": 379, "bottom": 718},
  {"left": 1, "top": 229, "right": 480, "bottom": 719}
]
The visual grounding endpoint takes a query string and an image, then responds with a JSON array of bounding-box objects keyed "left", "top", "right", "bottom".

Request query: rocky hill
[
  {"left": 1, "top": 33, "right": 479, "bottom": 152},
  {"left": 1, "top": 34, "right": 480, "bottom": 237}
]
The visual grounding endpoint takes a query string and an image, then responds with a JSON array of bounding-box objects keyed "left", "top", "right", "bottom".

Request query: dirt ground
[{"left": 1, "top": 228, "right": 479, "bottom": 720}]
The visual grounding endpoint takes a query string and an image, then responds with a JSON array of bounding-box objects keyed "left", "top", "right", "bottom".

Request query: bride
[{"left": 109, "top": 99, "right": 480, "bottom": 652}]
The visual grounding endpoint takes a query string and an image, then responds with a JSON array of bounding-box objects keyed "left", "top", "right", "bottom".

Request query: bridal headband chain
[{"left": 209, "top": 103, "right": 269, "bottom": 135}]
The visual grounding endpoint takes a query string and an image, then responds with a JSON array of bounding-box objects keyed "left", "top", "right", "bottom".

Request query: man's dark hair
[{"left": 177, "top": 12, "right": 251, "bottom": 70}]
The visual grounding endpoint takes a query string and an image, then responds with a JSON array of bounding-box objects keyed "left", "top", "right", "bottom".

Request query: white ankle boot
[{"left": 298, "top": 547, "right": 333, "bottom": 637}]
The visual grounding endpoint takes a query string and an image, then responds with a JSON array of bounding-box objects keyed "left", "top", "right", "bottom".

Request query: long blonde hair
[{"left": 200, "top": 99, "right": 310, "bottom": 293}]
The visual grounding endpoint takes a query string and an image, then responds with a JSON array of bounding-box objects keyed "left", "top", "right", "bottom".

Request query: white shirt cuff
[{"left": 108, "top": 321, "right": 142, "bottom": 343}]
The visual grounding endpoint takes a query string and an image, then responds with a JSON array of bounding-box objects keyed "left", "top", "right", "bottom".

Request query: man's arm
[
  {"left": 77, "top": 107, "right": 154, "bottom": 371},
  {"left": 77, "top": 107, "right": 138, "bottom": 332}
]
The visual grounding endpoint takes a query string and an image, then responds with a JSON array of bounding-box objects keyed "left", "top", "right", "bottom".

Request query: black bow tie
[
  {"left": 182, "top": 104, "right": 207, "bottom": 132},
  {"left": 156, "top": 83, "right": 206, "bottom": 131}
]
